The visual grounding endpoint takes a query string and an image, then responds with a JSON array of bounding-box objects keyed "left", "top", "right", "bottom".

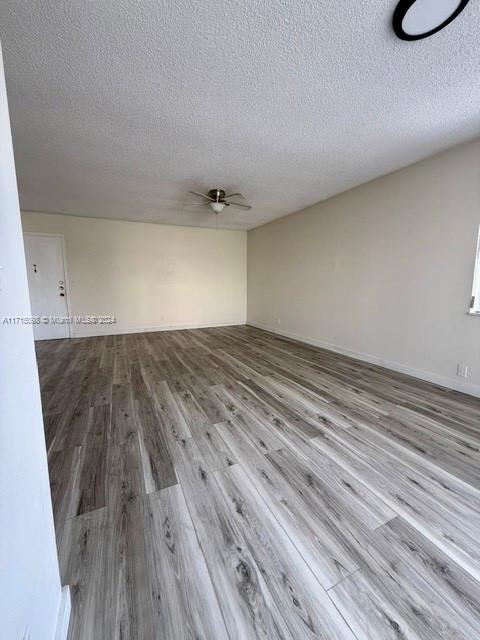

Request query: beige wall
[
  {"left": 248, "top": 138, "right": 480, "bottom": 396},
  {"left": 22, "top": 212, "right": 247, "bottom": 337},
  {"left": 1, "top": 48, "right": 65, "bottom": 638}
]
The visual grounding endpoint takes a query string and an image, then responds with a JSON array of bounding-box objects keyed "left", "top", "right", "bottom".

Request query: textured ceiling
[{"left": 1, "top": 1, "right": 479, "bottom": 230}]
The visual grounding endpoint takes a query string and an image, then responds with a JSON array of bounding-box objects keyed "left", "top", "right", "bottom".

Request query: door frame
[{"left": 23, "top": 231, "right": 72, "bottom": 339}]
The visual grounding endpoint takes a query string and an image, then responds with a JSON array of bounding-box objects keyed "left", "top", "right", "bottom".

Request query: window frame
[{"left": 468, "top": 224, "right": 480, "bottom": 316}]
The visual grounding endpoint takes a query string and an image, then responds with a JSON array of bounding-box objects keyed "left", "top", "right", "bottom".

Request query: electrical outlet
[{"left": 456, "top": 363, "right": 469, "bottom": 379}]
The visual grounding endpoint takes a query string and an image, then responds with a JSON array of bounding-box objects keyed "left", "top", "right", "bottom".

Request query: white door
[{"left": 23, "top": 233, "right": 70, "bottom": 340}]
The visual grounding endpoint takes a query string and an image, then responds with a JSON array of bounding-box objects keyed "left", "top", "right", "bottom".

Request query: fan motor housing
[{"left": 208, "top": 188, "right": 226, "bottom": 202}]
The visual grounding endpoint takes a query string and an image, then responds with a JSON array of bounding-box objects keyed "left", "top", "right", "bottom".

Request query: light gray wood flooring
[{"left": 36, "top": 325, "right": 480, "bottom": 639}]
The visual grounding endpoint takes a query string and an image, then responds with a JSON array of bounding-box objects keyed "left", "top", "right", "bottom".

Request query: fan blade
[
  {"left": 225, "top": 192, "right": 244, "bottom": 199},
  {"left": 189, "top": 190, "right": 215, "bottom": 201},
  {"left": 226, "top": 201, "right": 252, "bottom": 210}
]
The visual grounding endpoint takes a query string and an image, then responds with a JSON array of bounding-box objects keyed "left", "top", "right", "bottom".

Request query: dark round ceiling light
[{"left": 393, "top": 0, "right": 471, "bottom": 41}]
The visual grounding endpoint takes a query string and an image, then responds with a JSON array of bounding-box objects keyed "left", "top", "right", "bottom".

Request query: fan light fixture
[
  {"left": 393, "top": 0, "right": 470, "bottom": 40},
  {"left": 210, "top": 201, "right": 226, "bottom": 213}
]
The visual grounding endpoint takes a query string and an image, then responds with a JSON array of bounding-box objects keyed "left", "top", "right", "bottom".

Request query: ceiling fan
[{"left": 189, "top": 188, "right": 252, "bottom": 213}]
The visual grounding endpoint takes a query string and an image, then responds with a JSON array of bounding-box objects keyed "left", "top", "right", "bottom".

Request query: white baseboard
[
  {"left": 54, "top": 586, "right": 71, "bottom": 640},
  {"left": 247, "top": 321, "right": 480, "bottom": 399},
  {"left": 71, "top": 320, "right": 246, "bottom": 338}
]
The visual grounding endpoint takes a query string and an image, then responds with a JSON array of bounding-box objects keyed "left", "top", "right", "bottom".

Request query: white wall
[
  {"left": 0, "top": 46, "right": 66, "bottom": 639},
  {"left": 248, "top": 138, "right": 480, "bottom": 396},
  {"left": 21, "top": 212, "right": 247, "bottom": 337}
]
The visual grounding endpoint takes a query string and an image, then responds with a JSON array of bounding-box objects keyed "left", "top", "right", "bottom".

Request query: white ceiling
[{"left": 1, "top": 1, "right": 479, "bottom": 230}]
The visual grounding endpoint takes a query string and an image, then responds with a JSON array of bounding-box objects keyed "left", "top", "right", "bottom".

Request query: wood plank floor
[{"left": 36, "top": 325, "right": 480, "bottom": 640}]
